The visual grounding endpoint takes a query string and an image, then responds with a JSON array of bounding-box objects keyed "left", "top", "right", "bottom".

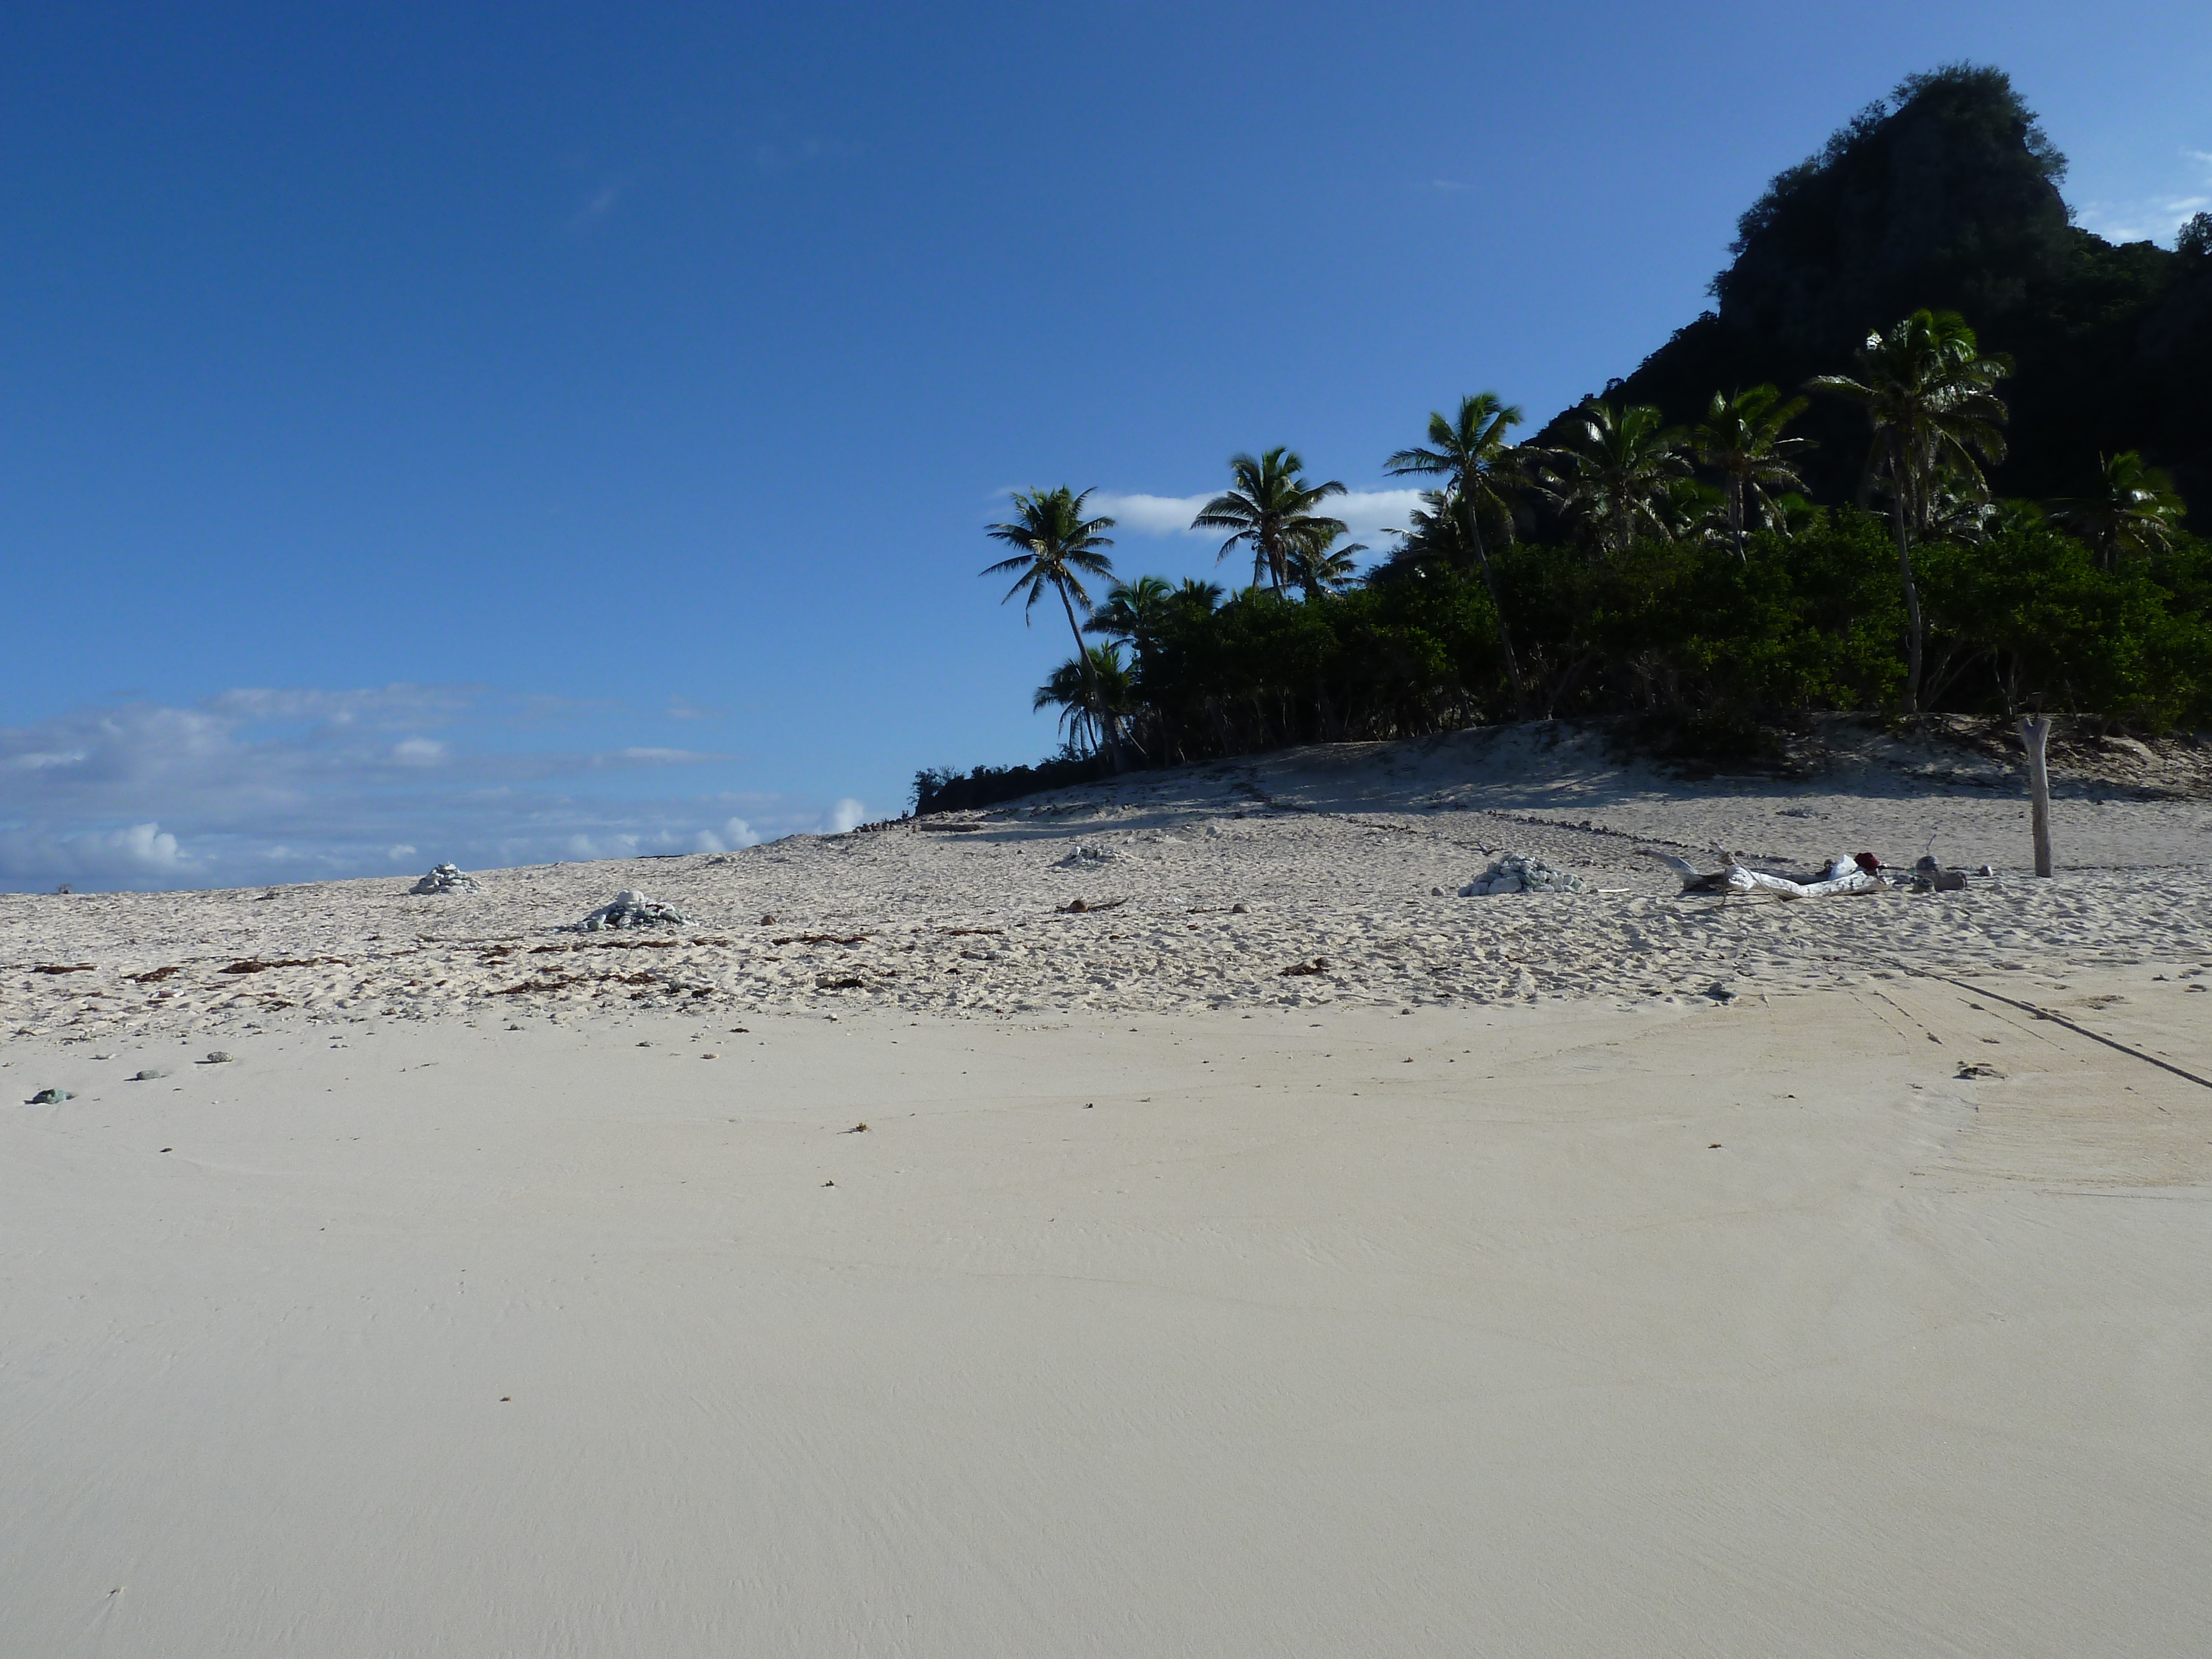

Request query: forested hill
[
  {"left": 1577, "top": 65, "right": 2211, "bottom": 519},
  {"left": 925, "top": 65, "right": 2212, "bottom": 816}
]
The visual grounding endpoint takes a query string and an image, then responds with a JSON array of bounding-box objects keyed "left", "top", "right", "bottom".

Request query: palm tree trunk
[
  {"left": 1729, "top": 476, "right": 1747, "bottom": 564},
  {"left": 1058, "top": 583, "right": 1118, "bottom": 772},
  {"left": 1134, "top": 645, "right": 1156, "bottom": 767},
  {"left": 1464, "top": 512, "right": 1528, "bottom": 722},
  {"left": 1887, "top": 445, "right": 1924, "bottom": 716}
]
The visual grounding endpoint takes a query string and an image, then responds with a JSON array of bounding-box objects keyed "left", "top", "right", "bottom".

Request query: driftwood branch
[{"left": 2019, "top": 715, "right": 2054, "bottom": 878}]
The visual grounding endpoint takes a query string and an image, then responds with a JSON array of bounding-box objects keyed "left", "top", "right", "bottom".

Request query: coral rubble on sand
[
  {"left": 1460, "top": 854, "right": 1584, "bottom": 896},
  {"left": 410, "top": 863, "right": 480, "bottom": 895},
  {"left": 569, "top": 890, "right": 691, "bottom": 932}
]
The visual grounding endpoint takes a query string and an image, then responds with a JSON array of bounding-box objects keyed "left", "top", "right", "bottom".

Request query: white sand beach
[
  {"left": 6, "top": 721, "right": 2211, "bottom": 1656},
  {"left": 7, "top": 719, "right": 2210, "bottom": 1037}
]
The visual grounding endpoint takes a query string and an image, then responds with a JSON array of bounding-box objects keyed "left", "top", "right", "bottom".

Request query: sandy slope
[
  {"left": 6, "top": 721, "right": 2210, "bottom": 1037},
  {"left": 5, "top": 981, "right": 2210, "bottom": 1657},
  {"left": 6, "top": 723, "right": 2211, "bottom": 1655}
]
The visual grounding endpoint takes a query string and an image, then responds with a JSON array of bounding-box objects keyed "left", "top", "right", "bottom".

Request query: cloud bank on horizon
[{"left": 0, "top": 686, "right": 868, "bottom": 894}]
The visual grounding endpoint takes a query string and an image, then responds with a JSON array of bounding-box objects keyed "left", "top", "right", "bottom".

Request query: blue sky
[{"left": 5, "top": 2, "right": 2209, "bottom": 890}]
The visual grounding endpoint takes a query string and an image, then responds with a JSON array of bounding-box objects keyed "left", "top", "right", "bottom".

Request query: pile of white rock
[
  {"left": 1051, "top": 844, "right": 1117, "bottom": 869},
  {"left": 1458, "top": 853, "right": 1585, "bottom": 896},
  {"left": 568, "top": 889, "right": 692, "bottom": 932},
  {"left": 410, "top": 862, "right": 479, "bottom": 895}
]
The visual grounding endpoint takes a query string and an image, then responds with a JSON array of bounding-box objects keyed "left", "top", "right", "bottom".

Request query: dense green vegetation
[{"left": 917, "top": 65, "right": 2211, "bottom": 816}]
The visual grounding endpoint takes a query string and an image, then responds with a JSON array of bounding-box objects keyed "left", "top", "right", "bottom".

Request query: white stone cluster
[
  {"left": 570, "top": 889, "right": 692, "bottom": 932},
  {"left": 1459, "top": 854, "right": 1585, "bottom": 896},
  {"left": 410, "top": 863, "right": 479, "bottom": 895}
]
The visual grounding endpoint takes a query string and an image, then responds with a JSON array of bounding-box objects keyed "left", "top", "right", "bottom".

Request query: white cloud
[
  {"left": 1093, "top": 488, "right": 1428, "bottom": 551},
  {"left": 689, "top": 816, "right": 760, "bottom": 855},
  {"left": 8, "top": 748, "right": 90, "bottom": 771},
  {"left": 89, "top": 822, "right": 186, "bottom": 877},
  {"left": 829, "top": 798, "right": 867, "bottom": 833},
  {"left": 1, "top": 821, "right": 192, "bottom": 889},
  {"left": 2072, "top": 146, "right": 2212, "bottom": 245},
  {"left": 664, "top": 696, "right": 722, "bottom": 721},
  {"left": 0, "top": 687, "right": 848, "bottom": 893},
  {"left": 2078, "top": 195, "right": 2210, "bottom": 243},
  {"left": 207, "top": 685, "right": 478, "bottom": 727},
  {"left": 1092, "top": 492, "right": 1220, "bottom": 535}
]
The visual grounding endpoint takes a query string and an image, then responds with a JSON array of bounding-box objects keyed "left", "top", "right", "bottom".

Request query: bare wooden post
[{"left": 2020, "top": 714, "right": 2054, "bottom": 877}]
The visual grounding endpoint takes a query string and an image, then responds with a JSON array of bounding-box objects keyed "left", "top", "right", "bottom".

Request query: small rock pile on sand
[
  {"left": 409, "top": 863, "right": 480, "bottom": 896},
  {"left": 1051, "top": 844, "right": 1117, "bottom": 868},
  {"left": 1460, "top": 853, "right": 1584, "bottom": 895},
  {"left": 568, "top": 889, "right": 691, "bottom": 932}
]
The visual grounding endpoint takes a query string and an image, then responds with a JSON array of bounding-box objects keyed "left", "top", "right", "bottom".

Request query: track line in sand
[{"left": 1927, "top": 973, "right": 2212, "bottom": 1092}]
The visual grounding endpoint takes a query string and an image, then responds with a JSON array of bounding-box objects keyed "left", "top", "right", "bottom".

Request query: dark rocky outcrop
[{"left": 1565, "top": 66, "right": 2210, "bottom": 519}]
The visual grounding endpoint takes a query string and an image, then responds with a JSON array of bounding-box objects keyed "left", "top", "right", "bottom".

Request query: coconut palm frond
[
  {"left": 1534, "top": 400, "right": 1689, "bottom": 556},
  {"left": 2052, "top": 450, "right": 2189, "bottom": 570},
  {"left": 1383, "top": 392, "right": 1530, "bottom": 712},
  {"left": 1693, "top": 384, "right": 1814, "bottom": 560},
  {"left": 1191, "top": 447, "right": 1349, "bottom": 592}
]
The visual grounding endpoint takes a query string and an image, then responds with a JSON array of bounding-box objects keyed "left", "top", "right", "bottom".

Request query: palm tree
[
  {"left": 1926, "top": 468, "right": 2004, "bottom": 545},
  {"left": 1385, "top": 393, "right": 1530, "bottom": 714},
  {"left": 1384, "top": 489, "right": 1453, "bottom": 553},
  {"left": 1084, "top": 575, "right": 1176, "bottom": 736},
  {"left": 2053, "top": 451, "right": 2189, "bottom": 571},
  {"left": 1191, "top": 448, "right": 1349, "bottom": 593},
  {"left": 1809, "top": 308, "right": 2011, "bottom": 714},
  {"left": 1084, "top": 575, "right": 1176, "bottom": 662},
  {"left": 1034, "top": 645, "right": 1134, "bottom": 755},
  {"left": 1286, "top": 530, "right": 1367, "bottom": 600},
  {"left": 1536, "top": 400, "right": 1689, "bottom": 556},
  {"left": 1172, "top": 576, "right": 1225, "bottom": 615},
  {"left": 983, "top": 487, "right": 1119, "bottom": 760},
  {"left": 1692, "top": 385, "right": 1814, "bottom": 561},
  {"left": 1654, "top": 476, "right": 1730, "bottom": 548}
]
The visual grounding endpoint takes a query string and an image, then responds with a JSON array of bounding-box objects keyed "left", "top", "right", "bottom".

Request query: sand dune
[{"left": 7, "top": 721, "right": 2210, "bottom": 1039}]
